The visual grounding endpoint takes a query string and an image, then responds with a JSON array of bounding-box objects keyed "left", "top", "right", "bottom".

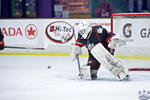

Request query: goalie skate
[{"left": 91, "top": 43, "right": 129, "bottom": 80}]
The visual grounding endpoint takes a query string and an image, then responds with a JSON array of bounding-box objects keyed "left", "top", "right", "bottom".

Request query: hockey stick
[
  {"left": 76, "top": 54, "right": 83, "bottom": 79},
  {"left": 3, "top": 46, "right": 45, "bottom": 50},
  {"left": 73, "top": 27, "right": 83, "bottom": 79}
]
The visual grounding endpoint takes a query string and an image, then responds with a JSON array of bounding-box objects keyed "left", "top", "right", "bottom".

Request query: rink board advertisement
[
  {"left": 113, "top": 18, "right": 150, "bottom": 47},
  {"left": 0, "top": 19, "right": 47, "bottom": 48},
  {"left": 1, "top": 18, "right": 149, "bottom": 52},
  {"left": 0, "top": 19, "right": 111, "bottom": 48}
]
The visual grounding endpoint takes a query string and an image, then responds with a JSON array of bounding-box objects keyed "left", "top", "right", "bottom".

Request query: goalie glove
[
  {"left": 71, "top": 44, "right": 82, "bottom": 61},
  {"left": 108, "top": 34, "right": 126, "bottom": 49}
]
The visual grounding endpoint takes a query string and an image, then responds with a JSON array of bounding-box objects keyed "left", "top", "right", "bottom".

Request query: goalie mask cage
[{"left": 111, "top": 13, "right": 150, "bottom": 71}]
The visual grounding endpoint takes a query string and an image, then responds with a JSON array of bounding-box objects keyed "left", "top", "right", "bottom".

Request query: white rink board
[
  {"left": 0, "top": 18, "right": 150, "bottom": 57},
  {"left": 0, "top": 19, "right": 110, "bottom": 46},
  {"left": 0, "top": 19, "right": 48, "bottom": 48},
  {"left": 112, "top": 14, "right": 150, "bottom": 57},
  {"left": 113, "top": 19, "right": 150, "bottom": 47},
  {"left": 0, "top": 19, "right": 110, "bottom": 54}
]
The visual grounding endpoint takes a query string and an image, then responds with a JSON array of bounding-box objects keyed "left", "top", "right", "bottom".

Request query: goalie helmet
[{"left": 77, "top": 21, "right": 91, "bottom": 39}]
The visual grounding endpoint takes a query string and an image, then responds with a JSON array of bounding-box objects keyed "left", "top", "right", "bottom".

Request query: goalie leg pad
[
  {"left": 80, "top": 65, "right": 91, "bottom": 80},
  {"left": 91, "top": 43, "right": 129, "bottom": 80}
]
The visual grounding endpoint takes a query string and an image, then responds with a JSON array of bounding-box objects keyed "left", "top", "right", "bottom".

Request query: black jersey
[
  {"left": 75, "top": 26, "right": 115, "bottom": 57},
  {"left": 76, "top": 26, "right": 115, "bottom": 48}
]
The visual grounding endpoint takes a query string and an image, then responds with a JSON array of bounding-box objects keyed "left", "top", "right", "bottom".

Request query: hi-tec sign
[{"left": 46, "top": 21, "right": 74, "bottom": 44}]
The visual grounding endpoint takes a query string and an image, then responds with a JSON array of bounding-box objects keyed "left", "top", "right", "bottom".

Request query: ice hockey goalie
[{"left": 71, "top": 21, "right": 130, "bottom": 81}]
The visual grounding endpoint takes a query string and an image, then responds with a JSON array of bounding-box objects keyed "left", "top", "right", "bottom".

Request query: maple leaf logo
[
  {"left": 25, "top": 24, "right": 38, "bottom": 40},
  {"left": 27, "top": 27, "right": 35, "bottom": 36}
]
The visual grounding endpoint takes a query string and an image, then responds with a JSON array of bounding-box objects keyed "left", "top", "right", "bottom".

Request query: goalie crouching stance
[{"left": 71, "top": 21, "right": 130, "bottom": 81}]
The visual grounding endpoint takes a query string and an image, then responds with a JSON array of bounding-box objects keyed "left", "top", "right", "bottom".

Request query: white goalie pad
[
  {"left": 91, "top": 43, "right": 129, "bottom": 80},
  {"left": 80, "top": 65, "right": 91, "bottom": 80}
]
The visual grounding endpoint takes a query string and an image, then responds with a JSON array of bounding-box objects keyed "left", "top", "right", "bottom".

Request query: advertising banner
[
  {"left": 113, "top": 18, "right": 150, "bottom": 47},
  {"left": 0, "top": 19, "right": 47, "bottom": 48},
  {"left": 0, "top": 19, "right": 111, "bottom": 48}
]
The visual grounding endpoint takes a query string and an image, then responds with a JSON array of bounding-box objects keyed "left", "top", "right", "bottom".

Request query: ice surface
[{"left": 0, "top": 55, "right": 150, "bottom": 100}]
